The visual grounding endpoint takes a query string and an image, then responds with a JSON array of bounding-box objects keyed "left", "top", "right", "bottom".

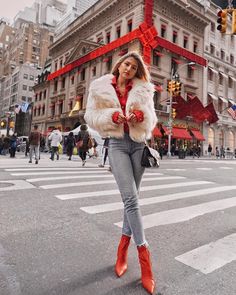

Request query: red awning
[
  {"left": 191, "top": 129, "right": 205, "bottom": 141},
  {"left": 152, "top": 127, "right": 162, "bottom": 137},
  {"left": 172, "top": 127, "right": 192, "bottom": 140}
]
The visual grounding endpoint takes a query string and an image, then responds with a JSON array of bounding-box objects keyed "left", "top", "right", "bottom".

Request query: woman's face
[{"left": 118, "top": 57, "right": 138, "bottom": 80}]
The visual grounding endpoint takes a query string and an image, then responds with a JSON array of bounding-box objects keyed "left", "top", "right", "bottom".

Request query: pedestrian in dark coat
[
  {"left": 66, "top": 132, "right": 76, "bottom": 160},
  {"left": 9, "top": 133, "right": 17, "bottom": 158},
  {"left": 77, "top": 124, "right": 90, "bottom": 166}
]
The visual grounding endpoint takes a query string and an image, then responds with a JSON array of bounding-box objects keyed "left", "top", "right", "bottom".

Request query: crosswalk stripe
[
  {"left": 80, "top": 185, "right": 236, "bottom": 214},
  {"left": 196, "top": 168, "right": 213, "bottom": 170},
  {"left": 26, "top": 172, "right": 163, "bottom": 183},
  {"left": 6, "top": 167, "right": 105, "bottom": 171},
  {"left": 175, "top": 233, "right": 236, "bottom": 274},
  {"left": 114, "top": 196, "right": 236, "bottom": 229},
  {"left": 0, "top": 180, "right": 35, "bottom": 191},
  {"left": 219, "top": 167, "right": 233, "bottom": 170},
  {"left": 11, "top": 170, "right": 109, "bottom": 176},
  {"left": 166, "top": 169, "right": 186, "bottom": 171},
  {"left": 55, "top": 181, "right": 211, "bottom": 200},
  {"left": 40, "top": 176, "right": 186, "bottom": 189}
]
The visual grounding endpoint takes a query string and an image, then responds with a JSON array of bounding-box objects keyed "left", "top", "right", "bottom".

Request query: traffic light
[
  {"left": 0, "top": 120, "right": 6, "bottom": 128},
  {"left": 173, "top": 81, "right": 182, "bottom": 96},
  {"left": 172, "top": 108, "right": 177, "bottom": 119},
  {"left": 167, "top": 80, "right": 176, "bottom": 93},
  {"left": 232, "top": 9, "right": 236, "bottom": 34},
  {"left": 9, "top": 121, "right": 14, "bottom": 128},
  {"left": 217, "top": 9, "right": 228, "bottom": 33}
]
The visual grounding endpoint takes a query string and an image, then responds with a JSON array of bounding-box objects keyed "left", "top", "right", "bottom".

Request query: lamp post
[{"left": 167, "top": 61, "right": 195, "bottom": 158}]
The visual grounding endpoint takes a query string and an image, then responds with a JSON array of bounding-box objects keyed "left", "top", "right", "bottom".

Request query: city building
[
  {"left": 202, "top": 1, "right": 236, "bottom": 153},
  {"left": 39, "top": 0, "right": 208, "bottom": 146}
]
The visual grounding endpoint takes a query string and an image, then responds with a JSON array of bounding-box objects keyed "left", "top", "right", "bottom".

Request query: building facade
[{"left": 202, "top": 1, "right": 236, "bottom": 154}]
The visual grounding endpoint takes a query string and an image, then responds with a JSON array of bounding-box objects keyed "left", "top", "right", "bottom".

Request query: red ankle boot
[
  {"left": 115, "top": 235, "right": 131, "bottom": 277},
  {"left": 137, "top": 245, "right": 155, "bottom": 294}
]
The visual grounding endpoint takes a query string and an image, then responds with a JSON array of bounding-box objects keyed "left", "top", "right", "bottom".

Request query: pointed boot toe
[
  {"left": 115, "top": 235, "right": 131, "bottom": 277},
  {"left": 142, "top": 278, "right": 155, "bottom": 294}
]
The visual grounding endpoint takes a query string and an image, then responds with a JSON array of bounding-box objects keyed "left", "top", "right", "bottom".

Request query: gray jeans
[
  {"left": 29, "top": 145, "right": 39, "bottom": 161},
  {"left": 108, "top": 133, "right": 146, "bottom": 246}
]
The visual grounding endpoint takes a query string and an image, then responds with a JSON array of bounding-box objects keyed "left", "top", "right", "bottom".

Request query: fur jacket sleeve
[{"left": 84, "top": 74, "right": 157, "bottom": 142}]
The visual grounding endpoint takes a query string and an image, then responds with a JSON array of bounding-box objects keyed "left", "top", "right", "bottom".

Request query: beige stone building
[
  {"left": 202, "top": 1, "right": 236, "bottom": 155},
  {"left": 35, "top": 0, "right": 209, "bottom": 147}
]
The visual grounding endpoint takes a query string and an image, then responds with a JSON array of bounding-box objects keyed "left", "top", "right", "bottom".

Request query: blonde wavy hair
[{"left": 111, "top": 51, "right": 150, "bottom": 82}]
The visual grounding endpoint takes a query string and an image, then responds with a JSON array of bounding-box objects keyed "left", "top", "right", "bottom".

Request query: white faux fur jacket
[{"left": 84, "top": 74, "right": 157, "bottom": 142}]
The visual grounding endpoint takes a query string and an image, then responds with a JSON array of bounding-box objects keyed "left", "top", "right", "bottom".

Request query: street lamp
[{"left": 167, "top": 61, "right": 195, "bottom": 158}]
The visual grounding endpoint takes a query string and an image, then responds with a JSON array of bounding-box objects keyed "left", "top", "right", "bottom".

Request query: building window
[
  {"left": 29, "top": 86, "right": 33, "bottom": 92},
  {"left": 35, "top": 94, "right": 38, "bottom": 101},
  {"left": 106, "top": 32, "right": 111, "bottom": 44},
  {"left": 220, "top": 50, "right": 225, "bottom": 60},
  {"left": 183, "top": 36, "right": 188, "bottom": 48},
  {"left": 218, "top": 99, "right": 223, "bottom": 113},
  {"left": 30, "top": 75, "right": 34, "bottom": 80},
  {"left": 22, "top": 96, "right": 26, "bottom": 101},
  {"left": 23, "top": 74, "right": 28, "bottom": 79},
  {"left": 44, "top": 90, "right": 47, "bottom": 99},
  {"left": 153, "top": 51, "right": 160, "bottom": 67},
  {"left": 210, "top": 22, "right": 215, "bottom": 32},
  {"left": 97, "top": 36, "right": 103, "bottom": 44},
  {"left": 116, "top": 26, "right": 121, "bottom": 38},
  {"left": 39, "top": 92, "right": 42, "bottom": 100},
  {"left": 81, "top": 68, "right": 86, "bottom": 81},
  {"left": 193, "top": 41, "right": 198, "bottom": 53},
  {"left": 208, "top": 69, "right": 213, "bottom": 81},
  {"left": 127, "top": 19, "right": 133, "bottom": 32},
  {"left": 59, "top": 101, "right": 63, "bottom": 115},
  {"left": 187, "top": 65, "right": 194, "bottom": 79},
  {"left": 59, "top": 59, "right": 63, "bottom": 68},
  {"left": 92, "top": 66, "right": 96, "bottom": 77},
  {"left": 171, "top": 59, "right": 178, "bottom": 74},
  {"left": 161, "top": 24, "right": 166, "bottom": 38},
  {"left": 172, "top": 30, "right": 178, "bottom": 43},
  {"left": 210, "top": 44, "right": 215, "bottom": 55},
  {"left": 71, "top": 76, "right": 74, "bottom": 85},
  {"left": 219, "top": 73, "right": 223, "bottom": 85},
  {"left": 62, "top": 77, "right": 66, "bottom": 89},
  {"left": 54, "top": 80, "right": 58, "bottom": 92},
  {"left": 42, "top": 105, "right": 45, "bottom": 115},
  {"left": 229, "top": 77, "right": 233, "bottom": 88},
  {"left": 55, "top": 62, "right": 58, "bottom": 71},
  {"left": 22, "top": 85, "right": 27, "bottom": 90},
  {"left": 230, "top": 54, "right": 234, "bottom": 64}
]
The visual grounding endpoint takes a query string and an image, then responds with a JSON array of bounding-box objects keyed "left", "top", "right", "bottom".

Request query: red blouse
[{"left": 111, "top": 76, "right": 144, "bottom": 132}]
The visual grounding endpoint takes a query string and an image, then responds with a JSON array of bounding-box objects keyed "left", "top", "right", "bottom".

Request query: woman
[
  {"left": 85, "top": 51, "right": 157, "bottom": 294},
  {"left": 77, "top": 124, "right": 90, "bottom": 166},
  {"left": 66, "top": 132, "right": 76, "bottom": 160}
]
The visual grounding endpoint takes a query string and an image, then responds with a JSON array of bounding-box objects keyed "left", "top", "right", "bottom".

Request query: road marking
[
  {"left": 0, "top": 180, "right": 35, "bottom": 191},
  {"left": 26, "top": 172, "right": 163, "bottom": 183},
  {"left": 40, "top": 176, "right": 185, "bottom": 189},
  {"left": 56, "top": 181, "right": 211, "bottom": 200},
  {"left": 6, "top": 167, "right": 105, "bottom": 171},
  {"left": 196, "top": 168, "right": 213, "bottom": 171},
  {"left": 175, "top": 233, "right": 236, "bottom": 274},
  {"left": 11, "top": 170, "right": 109, "bottom": 176},
  {"left": 166, "top": 169, "right": 186, "bottom": 171},
  {"left": 219, "top": 167, "right": 233, "bottom": 170},
  {"left": 80, "top": 185, "right": 236, "bottom": 214},
  {"left": 115, "top": 196, "right": 236, "bottom": 229}
]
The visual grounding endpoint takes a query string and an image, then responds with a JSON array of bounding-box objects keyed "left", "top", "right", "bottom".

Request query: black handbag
[{"left": 141, "top": 145, "right": 160, "bottom": 168}]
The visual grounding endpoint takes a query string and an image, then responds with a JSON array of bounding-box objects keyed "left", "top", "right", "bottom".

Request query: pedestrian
[
  {"left": 215, "top": 146, "right": 220, "bottom": 159},
  {"left": 9, "top": 133, "right": 17, "bottom": 158},
  {"left": 28, "top": 125, "right": 41, "bottom": 164},
  {"left": 158, "top": 144, "right": 164, "bottom": 160},
  {"left": 25, "top": 138, "right": 30, "bottom": 156},
  {"left": 208, "top": 143, "right": 212, "bottom": 157},
  {"left": 220, "top": 145, "right": 225, "bottom": 158},
  {"left": 85, "top": 51, "right": 157, "bottom": 294},
  {"left": 2, "top": 136, "right": 10, "bottom": 155},
  {"left": 48, "top": 127, "right": 62, "bottom": 161},
  {"left": 66, "top": 132, "right": 76, "bottom": 160},
  {"left": 77, "top": 124, "right": 90, "bottom": 166},
  {"left": 98, "top": 138, "right": 109, "bottom": 167},
  {"left": 0, "top": 134, "right": 4, "bottom": 155}
]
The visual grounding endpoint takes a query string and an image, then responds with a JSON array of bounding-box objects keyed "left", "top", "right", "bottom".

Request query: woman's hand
[
  {"left": 126, "top": 113, "right": 138, "bottom": 123},
  {"left": 112, "top": 112, "right": 127, "bottom": 124}
]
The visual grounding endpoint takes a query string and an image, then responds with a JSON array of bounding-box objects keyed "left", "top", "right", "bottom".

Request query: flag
[
  {"left": 14, "top": 104, "right": 21, "bottom": 114},
  {"left": 21, "top": 102, "right": 29, "bottom": 113},
  {"left": 69, "top": 101, "right": 81, "bottom": 117},
  {"left": 227, "top": 104, "right": 236, "bottom": 120}
]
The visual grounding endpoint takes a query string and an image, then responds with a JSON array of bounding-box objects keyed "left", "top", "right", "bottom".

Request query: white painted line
[
  {"left": 6, "top": 167, "right": 105, "bottom": 171},
  {"left": 0, "top": 180, "right": 35, "bottom": 191},
  {"left": 196, "top": 168, "right": 213, "bottom": 171},
  {"left": 40, "top": 176, "right": 186, "bottom": 189},
  {"left": 81, "top": 185, "right": 236, "bottom": 214},
  {"left": 56, "top": 181, "right": 211, "bottom": 200},
  {"left": 175, "top": 233, "right": 236, "bottom": 274},
  {"left": 27, "top": 172, "right": 163, "bottom": 183},
  {"left": 166, "top": 169, "right": 186, "bottom": 171},
  {"left": 219, "top": 167, "right": 233, "bottom": 170},
  {"left": 114, "top": 196, "right": 236, "bottom": 229},
  {"left": 11, "top": 170, "right": 109, "bottom": 176}
]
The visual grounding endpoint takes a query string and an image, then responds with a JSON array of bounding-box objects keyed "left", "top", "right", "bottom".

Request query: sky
[{"left": 0, "top": 0, "right": 67, "bottom": 23}]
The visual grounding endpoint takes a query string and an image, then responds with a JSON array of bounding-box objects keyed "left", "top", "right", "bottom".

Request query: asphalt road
[{"left": 0, "top": 153, "right": 236, "bottom": 295}]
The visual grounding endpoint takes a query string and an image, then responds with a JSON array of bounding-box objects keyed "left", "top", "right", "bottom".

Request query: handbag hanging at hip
[{"left": 141, "top": 145, "right": 160, "bottom": 168}]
